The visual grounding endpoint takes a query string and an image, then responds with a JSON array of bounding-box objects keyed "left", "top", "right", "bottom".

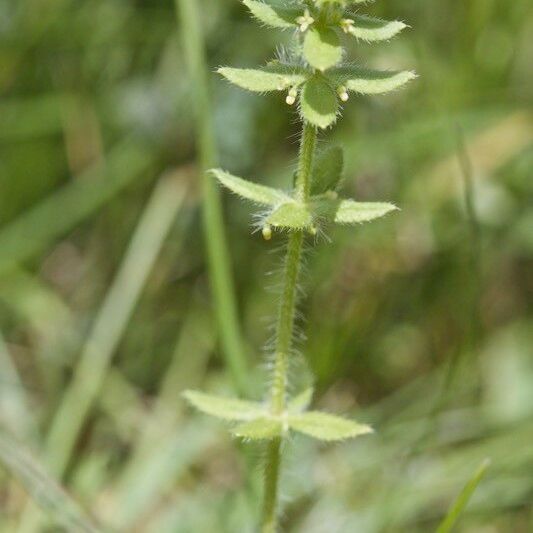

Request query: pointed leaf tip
[
  {"left": 183, "top": 390, "right": 266, "bottom": 421},
  {"left": 333, "top": 199, "right": 398, "bottom": 225},
  {"left": 210, "top": 169, "right": 290, "bottom": 206},
  {"left": 329, "top": 66, "right": 416, "bottom": 95},
  {"left": 436, "top": 459, "right": 491, "bottom": 533},
  {"left": 289, "top": 411, "right": 373, "bottom": 441},
  {"left": 349, "top": 70, "right": 416, "bottom": 94},
  {"left": 342, "top": 15, "right": 407, "bottom": 42}
]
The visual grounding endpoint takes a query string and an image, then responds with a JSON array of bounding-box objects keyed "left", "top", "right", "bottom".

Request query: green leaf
[
  {"left": 303, "top": 27, "right": 343, "bottom": 71},
  {"left": 310, "top": 145, "right": 344, "bottom": 194},
  {"left": 243, "top": 0, "right": 300, "bottom": 28},
  {"left": 330, "top": 199, "right": 398, "bottom": 224},
  {"left": 288, "top": 387, "right": 314, "bottom": 413},
  {"left": 211, "top": 169, "right": 290, "bottom": 206},
  {"left": 289, "top": 411, "right": 372, "bottom": 441},
  {"left": 232, "top": 418, "right": 282, "bottom": 440},
  {"left": 218, "top": 64, "right": 308, "bottom": 92},
  {"left": 436, "top": 459, "right": 491, "bottom": 533},
  {"left": 267, "top": 201, "right": 314, "bottom": 230},
  {"left": 329, "top": 65, "right": 416, "bottom": 95},
  {"left": 342, "top": 15, "right": 406, "bottom": 41},
  {"left": 300, "top": 76, "right": 339, "bottom": 129},
  {"left": 183, "top": 390, "right": 266, "bottom": 421}
]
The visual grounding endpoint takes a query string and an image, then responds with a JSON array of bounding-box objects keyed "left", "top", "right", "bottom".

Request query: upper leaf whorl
[{"left": 221, "top": 0, "right": 414, "bottom": 129}]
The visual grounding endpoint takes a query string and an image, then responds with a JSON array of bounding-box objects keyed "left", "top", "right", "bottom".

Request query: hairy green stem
[
  {"left": 176, "top": 0, "right": 249, "bottom": 394},
  {"left": 270, "top": 231, "right": 305, "bottom": 415},
  {"left": 295, "top": 121, "right": 318, "bottom": 202},
  {"left": 262, "top": 122, "right": 317, "bottom": 532},
  {"left": 262, "top": 437, "right": 282, "bottom": 533}
]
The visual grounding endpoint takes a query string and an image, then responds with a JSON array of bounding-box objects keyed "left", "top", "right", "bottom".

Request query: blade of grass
[
  {"left": 175, "top": 0, "right": 249, "bottom": 395},
  {"left": 145, "top": 487, "right": 221, "bottom": 533},
  {"left": 0, "top": 426, "right": 102, "bottom": 533},
  {"left": 0, "top": 269, "right": 158, "bottom": 438},
  {"left": 0, "top": 332, "right": 37, "bottom": 441},
  {"left": 0, "top": 136, "right": 155, "bottom": 276},
  {"left": 105, "top": 422, "right": 216, "bottom": 530},
  {"left": 284, "top": 396, "right": 527, "bottom": 530},
  {"left": 436, "top": 459, "right": 491, "bottom": 533},
  {"left": 99, "top": 369, "right": 150, "bottom": 441},
  {"left": 454, "top": 122, "right": 483, "bottom": 357},
  {"left": 0, "top": 268, "right": 77, "bottom": 397},
  {"left": 156, "top": 309, "right": 214, "bottom": 409},
  {"left": 46, "top": 171, "right": 187, "bottom": 473},
  {"left": 410, "top": 124, "right": 486, "bottom": 459},
  {"left": 174, "top": 5, "right": 261, "bottom": 517},
  {"left": 437, "top": 124, "right": 484, "bottom": 403},
  {"left": 0, "top": 94, "right": 64, "bottom": 140},
  {"left": 106, "top": 309, "right": 214, "bottom": 528},
  {"left": 0, "top": 269, "right": 71, "bottom": 340},
  {"left": 17, "top": 172, "right": 188, "bottom": 532}
]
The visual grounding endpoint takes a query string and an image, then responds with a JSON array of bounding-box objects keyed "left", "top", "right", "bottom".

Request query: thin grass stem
[
  {"left": 0, "top": 331, "right": 37, "bottom": 441},
  {"left": 0, "top": 427, "right": 102, "bottom": 533},
  {"left": 175, "top": 0, "right": 249, "bottom": 395},
  {"left": 436, "top": 459, "right": 490, "bottom": 533}
]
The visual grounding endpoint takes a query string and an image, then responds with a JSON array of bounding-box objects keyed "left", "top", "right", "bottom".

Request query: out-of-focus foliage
[{"left": 0, "top": 0, "right": 531, "bottom": 531}]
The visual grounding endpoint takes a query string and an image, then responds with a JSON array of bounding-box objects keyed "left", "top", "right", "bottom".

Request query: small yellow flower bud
[
  {"left": 337, "top": 85, "right": 349, "bottom": 102},
  {"left": 262, "top": 225, "right": 272, "bottom": 240},
  {"left": 286, "top": 87, "right": 298, "bottom": 105},
  {"left": 309, "top": 226, "right": 318, "bottom": 236}
]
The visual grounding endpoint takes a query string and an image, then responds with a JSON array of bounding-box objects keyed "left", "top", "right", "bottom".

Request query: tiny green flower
[{"left": 296, "top": 9, "right": 315, "bottom": 32}]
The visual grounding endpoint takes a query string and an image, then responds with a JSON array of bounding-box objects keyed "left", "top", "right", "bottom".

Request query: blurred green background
[{"left": 0, "top": 0, "right": 532, "bottom": 531}]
